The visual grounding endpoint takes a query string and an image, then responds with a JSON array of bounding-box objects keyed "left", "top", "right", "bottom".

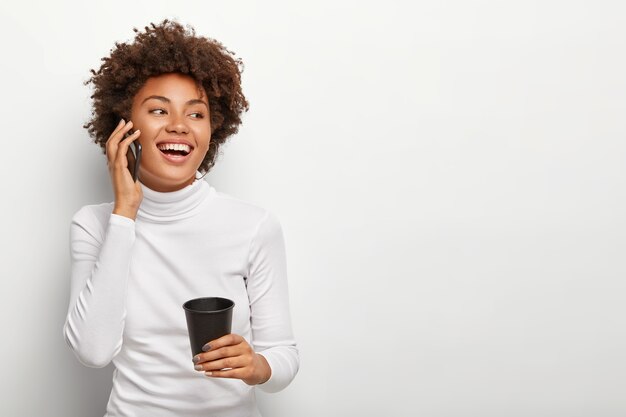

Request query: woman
[{"left": 63, "top": 20, "right": 299, "bottom": 416}]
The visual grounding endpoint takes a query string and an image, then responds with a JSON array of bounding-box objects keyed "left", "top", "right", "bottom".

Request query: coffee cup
[{"left": 182, "top": 297, "right": 235, "bottom": 356}]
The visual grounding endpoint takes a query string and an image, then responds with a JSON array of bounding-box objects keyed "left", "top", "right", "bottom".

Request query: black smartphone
[{"left": 126, "top": 138, "right": 142, "bottom": 182}]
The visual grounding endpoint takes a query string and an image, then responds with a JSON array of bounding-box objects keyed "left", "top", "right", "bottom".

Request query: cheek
[
  {"left": 129, "top": 105, "right": 143, "bottom": 125},
  {"left": 198, "top": 141, "right": 210, "bottom": 160},
  {"left": 133, "top": 116, "right": 159, "bottom": 133},
  {"left": 197, "top": 127, "right": 211, "bottom": 153}
]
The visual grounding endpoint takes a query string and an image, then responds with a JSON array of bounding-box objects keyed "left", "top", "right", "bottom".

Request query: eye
[
  {"left": 190, "top": 112, "right": 205, "bottom": 119},
  {"left": 149, "top": 108, "right": 167, "bottom": 115}
]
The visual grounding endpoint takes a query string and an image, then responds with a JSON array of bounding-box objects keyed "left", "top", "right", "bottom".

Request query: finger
[
  {"left": 195, "top": 345, "right": 241, "bottom": 364},
  {"left": 106, "top": 120, "right": 133, "bottom": 147},
  {"left": 110, "top": 118, "right": 126, "bottom": 138},
  {"left": 115, "top": 129, "right": 141, "bottom": 165},
  {"left": 192, "top": 334, "right": 247, "bottom": 365},
  {"left": 204, "top": 334, "right": 244, "bottom": 352},
  {"left": 106, "top": 121, "right": 134, "bottom": 159},
  {"left": 197, "top": 355, "right": 249, "bottom": 373},
  {"left": 204, "top": 367, "right": 245, "bottom": 379}
]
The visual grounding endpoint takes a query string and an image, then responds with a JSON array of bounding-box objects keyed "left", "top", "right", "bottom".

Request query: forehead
[{"left": 134, "top": 73, "right": 208, "bottom": 103}]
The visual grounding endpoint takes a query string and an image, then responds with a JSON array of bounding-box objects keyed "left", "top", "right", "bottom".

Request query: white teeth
[{"left": 158, "top": 143, "right": 191, "bottom": 153}]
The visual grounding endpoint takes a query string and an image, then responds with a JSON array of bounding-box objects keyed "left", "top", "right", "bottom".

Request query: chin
[{"left": 140, "top": 168, "right": 198, "bottom": 192}]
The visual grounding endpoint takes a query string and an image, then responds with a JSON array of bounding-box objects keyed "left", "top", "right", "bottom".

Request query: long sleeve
[
  {"left": 63, "top": 207, "right": 136, "bottom": 368},
  {"left": 246, "top": 212, "right": 300, "bottom": 393}
]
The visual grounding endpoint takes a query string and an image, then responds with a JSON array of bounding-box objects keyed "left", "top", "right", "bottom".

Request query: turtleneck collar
[{"left": 137, "top": 179, "right": 212, "bottom": 222}]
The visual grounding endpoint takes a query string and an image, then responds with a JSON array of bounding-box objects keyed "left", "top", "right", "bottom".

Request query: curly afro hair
[{"left": 84, "top": 19, "right": 249, "bottom": 173}]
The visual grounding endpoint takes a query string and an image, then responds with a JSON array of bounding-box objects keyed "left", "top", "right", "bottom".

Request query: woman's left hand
[{"left": 192, "top": 334, "right": 271, "bottom": 385}]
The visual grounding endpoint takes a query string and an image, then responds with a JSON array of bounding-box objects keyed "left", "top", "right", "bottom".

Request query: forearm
[
  {"left": 256, "top": 344, "right": 299, "bottom": 392},
  {"left": 63, "top": 213, "right": 135, "bottom": 368},
  {"left": 247, "top": 212, "right": 300, "bottom": 392}
]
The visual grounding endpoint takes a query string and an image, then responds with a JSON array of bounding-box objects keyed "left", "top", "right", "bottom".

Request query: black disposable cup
[{"left": 183, "top": 297, "right": 235, "bottom": 357}]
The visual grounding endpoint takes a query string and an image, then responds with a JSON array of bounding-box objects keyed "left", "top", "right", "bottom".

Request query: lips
[
  {"left": 156, "top": 140, "right": 194, "bottom": 163},
  {"left": 158, "top": 142, "right": 191, "bottom": 155}
]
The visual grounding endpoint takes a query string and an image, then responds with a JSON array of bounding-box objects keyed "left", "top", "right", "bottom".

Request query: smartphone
[{"left": 126, "top": 136, "right": 142, "bottom": 182}]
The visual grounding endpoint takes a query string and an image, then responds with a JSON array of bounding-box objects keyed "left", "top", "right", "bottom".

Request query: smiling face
[{"left": 130, "top": 73, "right": 211, "bottom": 192}]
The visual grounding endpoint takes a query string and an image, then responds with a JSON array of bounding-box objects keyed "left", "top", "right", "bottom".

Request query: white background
[{"left": 1, "top": 0, "right": 625, "bottom": 416}]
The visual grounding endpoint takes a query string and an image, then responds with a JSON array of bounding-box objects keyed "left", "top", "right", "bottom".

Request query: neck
[{"left": 137, "top": 179, "right": 212, "bottom": 222}]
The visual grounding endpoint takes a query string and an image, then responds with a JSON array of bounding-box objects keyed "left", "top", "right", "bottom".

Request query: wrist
[
  {"left": 113, "top": 205, "right": 139, "bottom": 220},
  {"left": 255, "top": 353, "right": 271, "bottom": 385}
]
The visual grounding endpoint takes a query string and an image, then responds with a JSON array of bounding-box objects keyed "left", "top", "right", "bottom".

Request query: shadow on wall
[
  {"left": 57, "top": 272, "right": 112, "bottom": 416},
  {"left": 57, "top": 249, "right": 113, "bottom": 416},
  {"left": 54, "top": 161, "right": 114, "bottom": 416},
  {"left": 60, "top": 352, "right": 114, "bottom": 417}
]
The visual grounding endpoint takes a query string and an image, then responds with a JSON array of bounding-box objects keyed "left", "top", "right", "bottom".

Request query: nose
[{"left": 165, "top": 112, "right": 189, "bottom": 134}]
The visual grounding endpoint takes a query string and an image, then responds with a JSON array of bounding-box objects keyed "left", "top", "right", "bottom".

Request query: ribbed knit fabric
[{"left": 63, "top": 179, "right": 299, "bottom": 416}]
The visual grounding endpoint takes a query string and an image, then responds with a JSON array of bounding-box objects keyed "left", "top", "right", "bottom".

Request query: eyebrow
[{"left": 141, "top": 95, "right": 209, "bottom": 109}]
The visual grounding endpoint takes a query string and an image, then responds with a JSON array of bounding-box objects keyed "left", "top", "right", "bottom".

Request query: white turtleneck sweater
[{"left": 63, "top": 180, "right": 299, "bottom": 417}]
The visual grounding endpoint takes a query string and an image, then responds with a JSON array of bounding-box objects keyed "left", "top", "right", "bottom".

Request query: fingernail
[
  {"left": 202, "top": 344, "right": 212, "bottom": 351},
  {"left": 119, "top": 119, "right": 125, "bottom": 125},
  {"left": 194, "top": 365, "right": 203, "bottom": 371},
  {"left": 193, "top": 355, "right": 200, "bottom": 363},
  {"left": 205, "top": 372, "right": 213, "bottom": 376}
]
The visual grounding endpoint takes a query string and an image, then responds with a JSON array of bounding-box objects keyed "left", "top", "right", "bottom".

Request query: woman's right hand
[{"left": 106, "top": 119, "right": 143, "bottom": 220}]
